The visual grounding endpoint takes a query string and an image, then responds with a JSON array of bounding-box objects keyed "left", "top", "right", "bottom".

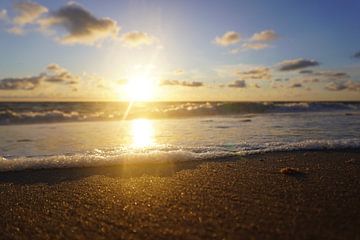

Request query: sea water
[{"left": 0, "top": 102, "right": 359, "bottom": 171}]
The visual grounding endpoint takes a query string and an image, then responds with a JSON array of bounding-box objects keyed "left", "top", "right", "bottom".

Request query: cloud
[
  {"left": 45, "top": 64, "right": 80, "bottom": 84},
  {"left": 271, "top": 82, "right": 284, "bottom": 89},
  {"left": 7, "top": 26, "right": 25, "bottom": 35},
  {"left": 295, "top": 70, "right": 351, "bottom": 88},
  {"left": 0, "top": 76, "right": 42, "bottom": 90},
  {"left": 120, "top": 31, "right": 155, "bottom": 48},
  {"left": 5, "top": 1, "right": 48, "bottom": 35},
  {"left": 278, "top": 58, "right": 320, "bottom": 71},
  {"left": 274, "top": 78, "right": 289, "bottom": 82},
  {"left": 299, "top": 70, "right": 313, "bottom": 74},
  {"left": 0, "top": 64, "right": 79, "bottom": 90},
  {"left": 3, "top": 2, "right": 160, "bottom": 47},
  {"left": 13, "top": 1, "right": 48, "bottom": 26},
  {"left": 46, "top": 63, "right": 65, "bottom": 73},
  {"left": 230, "top": 43, "right": 270, "bottom": 54},
  {"left": 325, "top": 80, "right": 360, "bottom": 91},
  {"left": 347, "top": 81, "right": 360, "bottom": 91},
  {"left": 214, "top": 31, "right": 240, "bottom": 46},
  {"left": 236, "top": 67, "right": 271, "bottom": 80},
  {"left": 228, "top": 80, "right": 247, "bottom": 88},
  {"left": 160, "top": 80, "right": 204, "bottom": 87},
  {"left": 173, "top": 69, "right": 185, "bottom": 75},
  {"left": 250, "top": 30, "right": 278, "bottom": 42},
  {"left": 227, "top": 30, "right": 277, "bottom": 53},
  {"left": 242, "top": 42, "right": 270, "bottom": 50},
  {"left": 39, "top": 3, "right": 120, "bottom": 45},
  {"left": 290, "top": 83, "right": 303, "bottom": 88},
  {"left": 299, "top": 70, "right": 350, "bottom": 79},
  {"left": 353, "top": 51, "right": 360, "bottom": 58},
  {"left": 0, "top": 9, "right": 7, "bottom": 21},
  {"left": 301, "top": 77, "right": 320, "bottom": 83},
  {"left": 314, "top": 71, "right": 350, "bottom": 79},
  {"left": 325, "top": 81, "right": 347, "bottom": 91}
]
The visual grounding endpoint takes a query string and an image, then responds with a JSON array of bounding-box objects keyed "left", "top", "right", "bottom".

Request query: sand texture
[{"left": 0, "top": 151, "right": 359, "bottom": 240}]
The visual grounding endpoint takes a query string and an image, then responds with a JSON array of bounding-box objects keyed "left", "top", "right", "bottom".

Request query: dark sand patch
[{"left": 0, "top": 151, "right": 359, "bottom": 240}]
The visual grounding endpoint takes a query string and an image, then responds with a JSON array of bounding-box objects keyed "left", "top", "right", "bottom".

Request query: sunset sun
[{"left": 125, "top": 73, "right": 155, "bottom": 101}]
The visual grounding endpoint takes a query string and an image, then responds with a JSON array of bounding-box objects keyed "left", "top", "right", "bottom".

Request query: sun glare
[
  {"left": 131, "top": 119, "right": 155, "bottom": 147},
  {"left": 125, "top": 73, "right": 155, "bottom": 101}
]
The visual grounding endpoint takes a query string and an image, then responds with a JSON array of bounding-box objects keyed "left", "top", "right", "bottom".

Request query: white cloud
[
  {"left": 214, "top": 31, "right": 240, "bottom": 46},
  {"left": 13, "top": 1, "right": 48, "bottom": 26},
  {"left": 250, "top": 29, "right": 278, "bottom": 42},
  {"left": 120, "top": 31, "right": 156, "bottom": 48},
  {"left": 0, "top": 64, "right": 79, "bottom": 91}
]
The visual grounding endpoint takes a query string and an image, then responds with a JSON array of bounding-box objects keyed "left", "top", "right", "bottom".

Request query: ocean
[{"left": 0, "top": 101, "right": 359, "bottom": 171}]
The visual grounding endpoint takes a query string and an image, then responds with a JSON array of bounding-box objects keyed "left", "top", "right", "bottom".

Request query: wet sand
[{"left": 0, "top": 151, "right": 359, "bottom": 240}]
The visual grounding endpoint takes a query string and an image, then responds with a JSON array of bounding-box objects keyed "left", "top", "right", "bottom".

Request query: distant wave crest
[{"left": 0, "top": 102, "right": 359, "bottom": 125}]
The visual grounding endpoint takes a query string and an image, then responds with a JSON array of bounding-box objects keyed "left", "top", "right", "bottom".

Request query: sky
[{"left": 0, "top": 0, "right": 359, "bottom": 101}]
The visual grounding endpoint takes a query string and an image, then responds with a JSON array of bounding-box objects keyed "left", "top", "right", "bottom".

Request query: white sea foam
[{"left": 1, "top": 139, "right": 358, "bottom": 172}]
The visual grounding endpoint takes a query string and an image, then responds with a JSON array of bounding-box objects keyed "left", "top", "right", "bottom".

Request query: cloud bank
[
  {"left": 325, "top": 80, "right": 360, "bottom": 91},
  {"left": 0, "top": 64, "right": 79, "bottom": 90},
  {"left": 2, "top": 2, "right": 157, "bottom": 47},
  {"left": 160, "top": 80, "right": 204, "bottom": 87},
  {"left": 0, "top": 76, "right": 41, "bottom": 90}
]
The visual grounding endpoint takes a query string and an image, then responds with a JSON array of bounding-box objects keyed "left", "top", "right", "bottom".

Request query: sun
[
  {"left": 125, "top": 73, "right": 155, "bottom": 101},
  {"left": 131, "top": 119, "right": 155, "bottom": 147}
]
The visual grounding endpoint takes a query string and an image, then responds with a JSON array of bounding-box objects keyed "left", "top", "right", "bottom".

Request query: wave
[
  {"left": 0, "top": 102, "right": 359, "bottom": 125},
  {"left": 1, "top": 138, "right": 359, "bottom": 172},
  {"left": 268, "top": 102, "right": 360, "bottom": 113}
]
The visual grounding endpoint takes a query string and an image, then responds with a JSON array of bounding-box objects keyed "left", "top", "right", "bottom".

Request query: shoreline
[
  {"left": 1, "top": 150, "right": 359, "bottom": 239},
  {"left": 1, "top": 148, "right": 359, "bottom": 173}
]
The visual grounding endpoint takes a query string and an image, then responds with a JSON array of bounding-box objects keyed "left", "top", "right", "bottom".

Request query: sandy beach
[{"left": 0, "top": 151, "right": 359, "bottom": 240}]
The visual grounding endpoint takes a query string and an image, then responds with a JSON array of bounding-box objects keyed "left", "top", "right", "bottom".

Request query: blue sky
[{"left": 0, "top": 0, "right": 359, "bottom": 101}]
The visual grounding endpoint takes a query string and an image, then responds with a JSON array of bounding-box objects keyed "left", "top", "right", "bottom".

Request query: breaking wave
[
  {"left": 0, "top": 101, "right": 359, "bottom": 125},
  {"left": 1, "top": 138, "right": 359, "bottom": 172}
]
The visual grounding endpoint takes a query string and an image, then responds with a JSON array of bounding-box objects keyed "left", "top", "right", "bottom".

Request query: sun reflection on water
[{"left": 131, "top": 119, "right": 155, "bottom": 147}]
